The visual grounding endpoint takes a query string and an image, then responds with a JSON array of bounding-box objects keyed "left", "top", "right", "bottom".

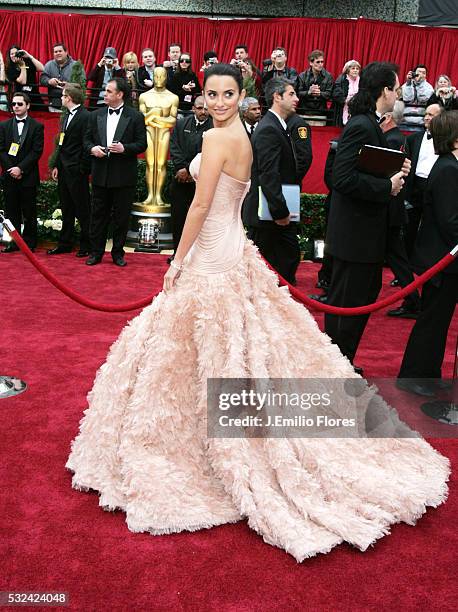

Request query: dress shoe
[
  {"left": 76, "top": 250, "right": 90, "bottom": 258},
  {"left": 1, "top": 244, "right": 19, "bottom": 253},
  {"left": 47, "top": 246, "right": 72, "bottom": 255},
  {"left": 390, "top": 278, "right": 399, "bottom": 287},
  {"left": 308, "top": 293, "right": 328, "bottom": 303},
  {"left": 395, "top": 378, "right": 436, "bottom": 397},
  {"left": 113, "top": 257, "right": 127, "bottom": 267},
  {"left": 387, "top": 306, "right": 419, "bottom": 319},
  {"left": 353, "top": 365, "right": 364, "bottom": 376},
  {"left": 86, "top": 255, "right": 102, "bottom": 266}
]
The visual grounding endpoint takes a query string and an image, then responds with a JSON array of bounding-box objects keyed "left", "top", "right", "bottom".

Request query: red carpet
[{"left": 1, "top": 251, "right": 456, "bottom": 611}]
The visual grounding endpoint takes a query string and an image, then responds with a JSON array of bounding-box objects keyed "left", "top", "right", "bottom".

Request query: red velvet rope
[{"left": 5, "top": 226, "right": 457, "bottom": 315}]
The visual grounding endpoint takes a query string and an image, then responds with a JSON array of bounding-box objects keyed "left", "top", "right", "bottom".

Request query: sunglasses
[
  {"left": 12, "top": 101, "right": 25, "bottom": 106},
  {"left": 180, "top": 58, "right": 191, "bottom": 63}
]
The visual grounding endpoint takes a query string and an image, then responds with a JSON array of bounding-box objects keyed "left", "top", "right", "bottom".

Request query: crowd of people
[
  {"left": 1, "top": 42, "right": 457, "bottom": 124},
  {"left": 0, "top": 40, "right": 457, "bottom": 396}
]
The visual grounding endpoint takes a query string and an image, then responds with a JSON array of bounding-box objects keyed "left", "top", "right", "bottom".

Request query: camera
[
  {"left": 262, "top": 59, "right": 272, "bottom": 67},
  {"left": 105, "top": 58, "right": 114, "bottom": 66},
  {"left": 15, "top": 50, "right": 26, "bottom": 59},
  {"left": 208, "top": 57, "right": 218, "bottom": 64}
]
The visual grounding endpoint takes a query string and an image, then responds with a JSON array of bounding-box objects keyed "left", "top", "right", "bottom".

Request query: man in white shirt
[{"left": 403, "top": 103, "right": 443, "bottom": 257}]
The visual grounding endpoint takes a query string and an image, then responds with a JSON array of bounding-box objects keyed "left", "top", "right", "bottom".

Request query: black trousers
[
  {"left": 58, "top": 168, "right": 91, "bottom": 251},
  {"left": 386, "top": 225, "right": 420, "bottom": 309},
  {"left": 324, "top": 258, "right": 383, "bottom": 364},
  {"left": 404, "top": 207, "right": 423, "bottom": 260},
  {"left": 398, "top": 274, "right": 458, "bottom": 379},
  {"left": 252, "top": 223, "right": 300, "bottom": 285},
  {"left": 169, "top": 179, "right": 195, "bottom": 252},
  {"left": 3, "top": 181, "right": 37, "bottom": 249},
  {"left": 90, "top": 185, "right": 135, "bottom": 259}
]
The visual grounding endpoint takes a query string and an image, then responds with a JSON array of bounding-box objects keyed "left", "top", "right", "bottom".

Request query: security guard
[{"left": 286, "top": 113, "right": 312, "bottom": 184}]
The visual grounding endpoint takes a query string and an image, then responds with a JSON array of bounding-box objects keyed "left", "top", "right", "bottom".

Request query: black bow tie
[
  {"left": 16, "top": 119, "right": 26, "bottom": 123},
  {"left": 109, "top": 107, "right": 122, "bottom": 115},
  {"left": 427, "top": 133, "right": 433, "bottom": 140}
]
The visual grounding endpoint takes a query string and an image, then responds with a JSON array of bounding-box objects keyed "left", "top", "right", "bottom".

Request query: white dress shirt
[
  {"left": 416, "top": 131, "right": 439, "bottom": 178},
  {"left": 15, "top": 114, "right": 28, "bottom": 137},
  {"left": 65, "top": 104, "right": 80, "bottom": 129},
  {"left": 244, "top": 121, "right": 257, "bottom": 134},
  {"left": 106, "top": 105, "right": 123, "bottom": 147}
]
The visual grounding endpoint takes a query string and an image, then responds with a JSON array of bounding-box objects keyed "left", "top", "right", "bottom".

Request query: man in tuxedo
[
  {"left": 324, "top": 62, "right": 410, "bottom": 369},
  {"left": 84, "top": 77, "right": 147, "bottom": 267},
  {"left": 48, "top": 83, "right": 91, "bottom": 256},
  {"left": 403, "top": 103, "right": 442, "bottom": 258},
  {"left": 169, "top": 96, "right": 212, "bottom": 252},
  {"left": 241, "top": 97, "right": 261, "bottom": 139},
  {"left": 243, "top": 77, "right": 300, "bottom": 284},
  {"left": 0, "top": 92, "right": 44, "bottom": 252},
  {"left": 381, "top": 100, "right": 421, "bottom": 318}
]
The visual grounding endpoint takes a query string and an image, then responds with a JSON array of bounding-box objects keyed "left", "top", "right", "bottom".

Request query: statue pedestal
[{"left": 127, "top": 207, "right": 173, "bottom": 252}]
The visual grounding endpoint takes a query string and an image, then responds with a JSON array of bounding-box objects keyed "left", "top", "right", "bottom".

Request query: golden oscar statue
[{"left": 135, "top": 67, "right": 179, "bottom": 214}]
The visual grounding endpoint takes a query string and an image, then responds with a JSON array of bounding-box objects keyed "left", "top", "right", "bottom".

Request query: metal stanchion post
[{"left": 421, "top": 334, "right": 458, "bottom": 425}]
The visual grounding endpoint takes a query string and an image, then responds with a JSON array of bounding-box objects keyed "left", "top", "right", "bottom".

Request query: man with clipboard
[
  {"left": 0, "top": 92, "right": 44, "bottom": 252},
  {"left": 242, "top": 77, "right": 301, "bottom": 285},
  {"left": 324, "top": 62, "right": 410, "bottom": 370}
]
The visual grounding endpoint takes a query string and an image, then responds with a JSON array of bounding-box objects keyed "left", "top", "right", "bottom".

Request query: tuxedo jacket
[
  {"left": 242, "top": 110, "right": 297, "bottom": 228},
  {"left": 84, "top": 105, "right": 147, "bottom": 188},
  {"left": 384, "top": 125, "right": 407, "bottom": 227},
  {"left": 326, "top": 112, "right": 392, "bottom": 263},
  {"left": 54, "top": 106, "right": 91, "bottom": 175},
  {"left": 412, "top": 153, "right": 458, "bottom": 277},
  {"left": 0, "top": 116, "right": 44, "bottom": 188}
]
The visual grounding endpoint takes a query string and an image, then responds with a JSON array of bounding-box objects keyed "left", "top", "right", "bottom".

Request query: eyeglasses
[
  {"left": 12, "top": 102, "right": 25, "bottom": 106},
  {"left": 180, "top": 59, "right": 191, "bottom": 64}
]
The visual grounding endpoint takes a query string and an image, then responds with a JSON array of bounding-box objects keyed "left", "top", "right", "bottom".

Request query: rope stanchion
[
  {"left": 1, "top": 211, "right": 457, "bottom": 315},
  {"left": 2, "top": 218, "right": 156, "bottom": 313},
  {"left": 268, "top": 247, "right": 458, "bottom": 316}
]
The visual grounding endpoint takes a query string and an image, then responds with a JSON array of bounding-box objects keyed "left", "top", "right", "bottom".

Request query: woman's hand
[{"left": 163, "top": 262, "right": 182, "bottom": 293}]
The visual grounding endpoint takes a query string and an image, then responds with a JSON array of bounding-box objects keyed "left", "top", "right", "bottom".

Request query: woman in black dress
[{"left": 169, "top": 53, "right": 202, "bottom": 115}]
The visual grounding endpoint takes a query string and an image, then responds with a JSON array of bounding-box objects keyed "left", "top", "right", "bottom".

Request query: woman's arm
[
  {"left": 163, "top": 129, "right": 227, "bottom": 291},
  {"left": 25, "top": 53, "right": 44, "bottom": 73},
  {"left": 15, "top": 62, "right": 27, "bottom": 85}
]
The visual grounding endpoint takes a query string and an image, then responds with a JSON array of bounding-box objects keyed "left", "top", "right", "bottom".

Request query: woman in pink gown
[{"left": 67, "top": 64, "right": 449, "bottom": 562}]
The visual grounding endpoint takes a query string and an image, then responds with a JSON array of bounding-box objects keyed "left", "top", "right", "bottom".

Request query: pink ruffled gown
[{"left": 67, "top": 154, "right": 450, "bottom": 561}]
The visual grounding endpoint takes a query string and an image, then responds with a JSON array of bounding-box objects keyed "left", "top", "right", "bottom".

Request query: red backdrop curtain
[{"left": 0, "top": 11, "right": 457, "bottom": 84}]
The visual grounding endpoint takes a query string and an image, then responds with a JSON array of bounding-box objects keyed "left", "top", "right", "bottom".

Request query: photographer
[
  {"left": 137, "top": 48, "right": 156, "bottom": 92},
  {"left": 87, "top": 47, "right": 126, "bottom": 109},
  {"left": 200, "top": 51, "right": 219, "bottom": 73},
  {"left": 261, "top": 47, "right": 297, "bottom": 86},
  {"left": 427, "top": 75, "right": 458, "bottom": 111},
  {"left": 296, "top": 50, "right": 334, "bottom": 118},
  {"left": 5, "top": 45, "right": 44, "bottom": 110},
  {"left": 162, "top": 43, "right": 181, "bottom": 87},
  {"left": 401, "top": 64, "right": 434, "bottom": 128},
  {"left": 40, "top": 42, "right": 84, "bottom": 112}
]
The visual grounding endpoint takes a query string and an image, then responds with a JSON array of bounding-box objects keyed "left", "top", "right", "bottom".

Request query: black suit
[
  {"left": 399, "top": 153, "right": 458, "bottom": 379},
  {"left": 169, "top": 114, "right": 212, "bottom": 251},
  {"left": 84, "top": 105, "right": 147, "bottom": 260},
  {"left": 54, "top": 106, "right": 91, "bottom": 251},
  {"left": 324, "top": 112, "right": 392, "bottom": 363},
  {"left": 404, "top": 129, "right": 431, "bottom": 257},
  {"left": 243, "top": 110, "right": 300, "bottom": 284},
  {"left": 384, "top": 126, "right": 419, "bottom": 310},
  {"left": 0, "top": 116, "right": 44, "bottom": 249},
  {"left": 137, "top": 66, "right": 154, "bottom": 93}
]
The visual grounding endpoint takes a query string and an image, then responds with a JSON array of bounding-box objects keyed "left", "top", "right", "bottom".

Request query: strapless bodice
[{"left": 184, "top": 154, "right": 250, "bottom": 274}]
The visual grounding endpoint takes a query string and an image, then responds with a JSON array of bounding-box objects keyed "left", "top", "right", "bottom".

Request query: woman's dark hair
[
  {"left": 203, "top": 63, "right": 243, "bottom": 92},
  {"left": 348, "top": 61, "right": 398, "bottom": 116},
  {"left": 6, "top": 44, "right": 20, "bottom": 69},
  {"left": 178, "top": 54, "right": 192, "bottom": 71},
  {"left": 430, "top": 110, "right": 458, "bottom": 156}
]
